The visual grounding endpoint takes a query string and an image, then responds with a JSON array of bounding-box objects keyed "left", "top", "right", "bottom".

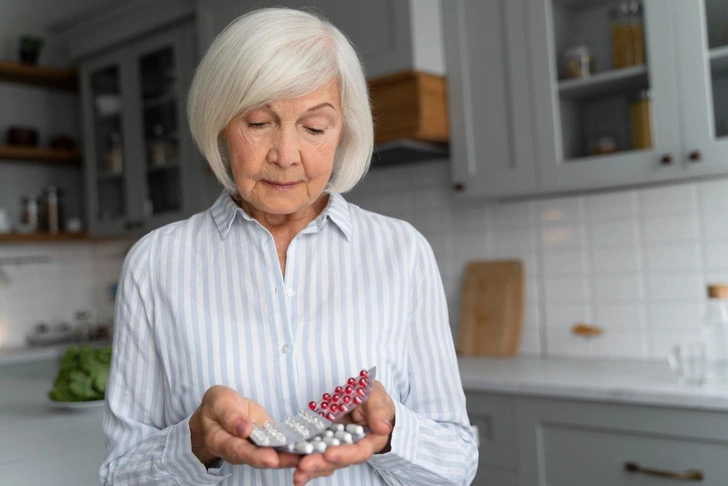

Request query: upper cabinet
[
  {"left": 447, "top": 0, "right": 728, "bottom": 198},
  {"left": 444, "top": 0, "right": 537, "bottom": 197},
  {"left": 80, "top": 23, "right": 199, "bottom": 237},
  {"left": 194, "top": 0, "right": 445, "bottom": 79}
]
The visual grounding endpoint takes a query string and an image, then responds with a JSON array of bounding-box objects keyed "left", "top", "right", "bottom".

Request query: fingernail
[{"left": 235, "top": 420, "right": 247, "bottom": 437}]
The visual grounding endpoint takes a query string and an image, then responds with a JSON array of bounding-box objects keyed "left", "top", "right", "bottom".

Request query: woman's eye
[
  {"left": 306, "top": 127, "right": 325, "bottom": 135},
  {"left": 248, "top": 122, "right": 267, "bottom": 129}
]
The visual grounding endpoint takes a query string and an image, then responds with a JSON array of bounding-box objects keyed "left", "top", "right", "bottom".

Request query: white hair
[{"left": 187, "top": 7, "right": 373, "bottom": 195}]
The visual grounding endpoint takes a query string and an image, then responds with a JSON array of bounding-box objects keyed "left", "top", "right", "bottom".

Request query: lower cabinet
[{"left": 466, "top": 391, "right": 728, "bottom": 486}]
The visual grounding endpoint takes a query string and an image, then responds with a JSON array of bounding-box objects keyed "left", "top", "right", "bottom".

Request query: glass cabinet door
[
  {"left": 529, "top": 0, "right": 683, "bottom": 191},
  {"left": 81, "top": 54, "right": 135, "bottom": 236},
  {"left": 674, "top": 0, "right": 728, "bottom": 175},
  {"left": 128, "top": 26, "right": 194, "bottom": 229}
]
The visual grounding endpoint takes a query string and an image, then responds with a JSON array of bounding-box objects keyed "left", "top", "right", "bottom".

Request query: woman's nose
[{"left": 270, "top": 128, "right": 300, "bottom": 167}]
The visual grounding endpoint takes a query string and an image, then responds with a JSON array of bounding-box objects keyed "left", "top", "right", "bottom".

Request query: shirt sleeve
[
  {"left": 367, "top": 228, "right": 479, "bottom": 485},
  {"left": 99, "top": 234, "right": 229, "bottom": 486}
]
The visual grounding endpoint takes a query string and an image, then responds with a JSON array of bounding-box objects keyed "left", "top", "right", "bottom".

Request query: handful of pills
[{"left": 248, "top": 367, "right": 375, "bottom": 454}]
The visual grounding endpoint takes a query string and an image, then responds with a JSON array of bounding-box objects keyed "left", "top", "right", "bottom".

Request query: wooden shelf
[
  {"left": 0, "top": 232, "right": 89, "bottom": 243},
  {"left": 0, "top": 60, "right": 77, "bottom": 91},
  {"left": 558, "top": 65, "right": 649, "bottom": 100},
  {"left": 0, "top": 146, "right": 82, "bottom": 165}
]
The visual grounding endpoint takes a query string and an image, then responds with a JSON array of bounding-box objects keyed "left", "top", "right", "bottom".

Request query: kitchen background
[{"left": 0, "top": 0, "right": 727, "bottom": 364}]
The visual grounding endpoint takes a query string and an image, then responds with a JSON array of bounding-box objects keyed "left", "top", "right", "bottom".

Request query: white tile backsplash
[{"left": 346, "top": 162, "right": 728, "bottom": 362}]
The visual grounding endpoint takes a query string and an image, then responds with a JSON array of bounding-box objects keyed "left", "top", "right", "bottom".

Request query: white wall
[{"left": 347, "top": 160, "right": 727, "bottom": 362}]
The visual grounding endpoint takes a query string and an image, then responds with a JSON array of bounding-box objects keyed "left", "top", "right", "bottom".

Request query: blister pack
[{"left": 248, "top": 366, "right": 376, "bottom": 454}]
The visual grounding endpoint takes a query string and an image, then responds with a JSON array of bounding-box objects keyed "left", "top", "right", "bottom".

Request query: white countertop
[
  {"left": 458, "top": 356, "right": 728, "bottom": 411},
  {"left": 0, "top": 366, "right": 105, "bottom": 486}
]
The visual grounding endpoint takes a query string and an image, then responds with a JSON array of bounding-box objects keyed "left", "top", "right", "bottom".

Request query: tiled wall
[
  {"left": 348, "top": 160, "right": 728, "bottom": 361},
  {"left": 2, "top": 159, "right": 725, "bottom": 361},
  {"left": 0, "top": 241, "right": 127, "bottom": 349}
]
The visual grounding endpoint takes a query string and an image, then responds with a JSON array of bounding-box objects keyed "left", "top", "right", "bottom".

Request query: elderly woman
[{"left": 100, "top": 7, "right": 477, "bottom": 486}]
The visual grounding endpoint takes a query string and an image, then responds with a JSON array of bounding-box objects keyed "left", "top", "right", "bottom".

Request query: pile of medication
[{"left": 248, "top": 367, "right": 375, "bottom": 454}]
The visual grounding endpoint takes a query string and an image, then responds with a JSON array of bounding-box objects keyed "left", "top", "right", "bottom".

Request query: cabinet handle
[
  {"left": 624, "top": 462, "right": 703, "bottom": 481},
  {"left": 689, "top": 150, "right": 702, "bottom": 162},
  {"left": 660, "top": 154, "right": 674, "bottom": 165},
  {"left": 453, "top": 182, "right": 466, "bottom": 192}
]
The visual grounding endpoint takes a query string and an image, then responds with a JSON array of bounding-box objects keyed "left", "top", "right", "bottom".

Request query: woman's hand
[
  {"left": 189, "top": 385, "right": 301, "bottom": 470},
  {"left": 292, "top": 381, "right": 396, "bottom": 486}
]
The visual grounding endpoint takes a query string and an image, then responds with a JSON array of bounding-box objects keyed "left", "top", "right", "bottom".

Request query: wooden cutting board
[{"left": 457, "top": 260, "right": 525, "bottom": 356}]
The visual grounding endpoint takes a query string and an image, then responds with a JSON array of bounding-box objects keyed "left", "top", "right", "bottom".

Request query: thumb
[{"left": 219, "top": 409, "right": 251, "bottom": 438}]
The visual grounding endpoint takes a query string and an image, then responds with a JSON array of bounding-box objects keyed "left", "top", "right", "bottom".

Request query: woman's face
[{"left": 223, "top": 80, "right": 344, "bottom": 217}]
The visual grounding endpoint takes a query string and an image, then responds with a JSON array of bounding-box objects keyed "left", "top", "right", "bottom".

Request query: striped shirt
[{"left": 101, "top": 191, "right": 478, "bottom": 485}]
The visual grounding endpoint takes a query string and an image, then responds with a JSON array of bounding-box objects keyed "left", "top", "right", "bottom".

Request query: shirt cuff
[
  {"left": 367, "top": 400, "right": 418, "bottom": 472},
  {"left": 162, "top": 414, "right": 231, "bottom": 485}
]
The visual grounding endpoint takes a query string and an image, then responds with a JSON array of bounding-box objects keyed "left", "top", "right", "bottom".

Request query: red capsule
[
  {"left": 330, "top": 404, "right": 339, "bottom": 412},
  {"left": 332, "top": 394, "right": 341, "bottom": 403},
  {"left": 356, "top": 387, "right": 366, "bottom": 397},
  {"left": 334, "top": 386, "right": 344, "bottom": 395},
  {"left": 342, "top": 395, "right": 352, "bottom": 404},
  {"left": 358, "top": 377, "right": 368, "bottom": 388},
  {"left": 319, "top": 411, "right": 326, "bottom": 417},
  {"left": 347, "top": 377, "right": 357, "bottom": 386},
  {"left": 353, "top": 396, "right": 363, "bottom": 405},
  {"left": 309, "top": 401, "right": 317, "bottom": 411},
  {"left": 359, "top": 370, "right": 369, "bottom": 377},
  {"left": 338, "top": 404, "right": 348, "bottom": 414},
  {"left": 322, "top": 393, "right": 331, "bottom": 402},
  {"left": 344, "top": 385, "right": 354, "bottom": 395},
  {"left": 320, "top": 401, "right": 329, "bottom": 410},
  {"left": 326, "top": 412, "right": 335, "bottom": 421}
]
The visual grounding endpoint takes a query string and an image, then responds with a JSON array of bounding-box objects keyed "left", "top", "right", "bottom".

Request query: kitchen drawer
[
  {"left": 465, "top": 392, "right": 516, "bottom": 469},
  {"left": 517, "top": 397, "right": 728, "bottom": 486},
  {"left": 541, "top": 423, "right": 726, "bottom": 485},
  {"left": 472, "top": 466, "right": 517, "bottom": 486}
]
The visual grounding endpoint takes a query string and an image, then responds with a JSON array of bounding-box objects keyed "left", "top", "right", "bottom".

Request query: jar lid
[{"left": 708, "top": 284, "right": 728, "bottom": 299}]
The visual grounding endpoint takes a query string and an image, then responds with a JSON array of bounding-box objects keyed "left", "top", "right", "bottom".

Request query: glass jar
[
  {"left": 564, "top": 44, "right": 593, "bottom": 79},
  {"left": 630, "top": 89, "right": 653, "bottom": 150},
  {"left": 612, "top": 0, "right": 645, "bottom": 69},
  {"left": 702, "top": 284, "right": 728, "bottom": 382},
  {"left": 107, "top": 131, "right": 123, "bottom": 174}
]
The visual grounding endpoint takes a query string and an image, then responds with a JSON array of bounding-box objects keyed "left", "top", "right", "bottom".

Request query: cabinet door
[
  {"left": 529, "top": 0, "right": 683, "bottom": 193},
  {"left": 516, "top": 397, "right": 728, "bottom": 486},
  {"left": 316, "top": 0, "right": 414, "bottom": 78},
  {"left": 444, "top": 0, "right": 537, "bottom": 198},
  {"left": 81, "top": 53, "right": 138, "bottom": 236},
  {"left": 127, "top": 24, "right": 198, "bottom": 232},
  {"left": 195, "top": 0, "right": 316, "bottom": 58},
  {"left": 674, "top": 0, "right": 728, "bottom": 176}
]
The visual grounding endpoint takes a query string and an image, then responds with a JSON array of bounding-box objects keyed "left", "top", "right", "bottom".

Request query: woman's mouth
[{"left": 263, "top": 180, "right": 299, "bottom": 191}]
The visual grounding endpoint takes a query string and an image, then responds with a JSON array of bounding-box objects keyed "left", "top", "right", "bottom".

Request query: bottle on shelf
[
  {"left": 702, "top": 284, "right": 728, "bottom": 382},
  {"left": 611, "top": 0, "right": 645, "bottom": 69},
  {"left": 630, "top": 89, "right": 653, "bottom": 150},
  {"left": 107, "top": 131, "right": 123, "bottom": 174}
]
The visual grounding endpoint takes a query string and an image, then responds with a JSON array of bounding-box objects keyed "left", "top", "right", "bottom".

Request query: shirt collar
[{"left": 210, "top": 191, "right": 352, "bottom": 241}]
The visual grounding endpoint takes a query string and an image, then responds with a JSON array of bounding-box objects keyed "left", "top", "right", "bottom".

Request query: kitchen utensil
[
  {"left": 7, "top": 126, "right": 38, "bottom": 146},
  {"left": 458, "top": 260, "right": 525, "bottom": 356},
  {"left": 668, "top": 342, "right": 705, "bottom": 385}
]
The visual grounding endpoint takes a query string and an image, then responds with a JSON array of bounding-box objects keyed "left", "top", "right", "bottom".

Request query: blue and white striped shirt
[{"left": 101, "top": 191, "right": 478, "bottom": 485}]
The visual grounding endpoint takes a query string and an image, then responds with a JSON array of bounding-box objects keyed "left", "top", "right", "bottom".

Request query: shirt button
[
  {"left": 274, "top": 286, "right": 278, "bottom": 294},
  {"left": 280, "top": 344, "right": 290, "bottom": 354},
  {"left": 286, "top": 288, "right": 296, "bottom": 297}
]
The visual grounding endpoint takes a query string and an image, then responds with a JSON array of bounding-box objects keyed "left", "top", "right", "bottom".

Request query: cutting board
[{"left": 457, "top": 260, "right": 525, "bottom": 356}]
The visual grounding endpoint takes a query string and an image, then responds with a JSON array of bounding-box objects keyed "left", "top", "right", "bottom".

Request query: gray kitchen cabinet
[
  {"left": 448, "top": 0, "right": 728, "bottom": 197},
  {"left": 194, "top": 0, "right": 445, "bottom": 79},
  {"left": 443, "top": 0, "right": 537, "bottom": 198},
  {"left": 466, "top": 390, "right": 728, "bottom": 486},
  {"left": 80, "top": 22, "right": 199, "bottom": 237},
  {"left": 516, "top": 396, "right": 728, "bottom": 486}
]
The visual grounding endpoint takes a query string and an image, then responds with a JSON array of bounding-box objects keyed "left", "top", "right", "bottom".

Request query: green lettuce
[{"left": 48, "top": 345, "right": 112, "bottom": 402}]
